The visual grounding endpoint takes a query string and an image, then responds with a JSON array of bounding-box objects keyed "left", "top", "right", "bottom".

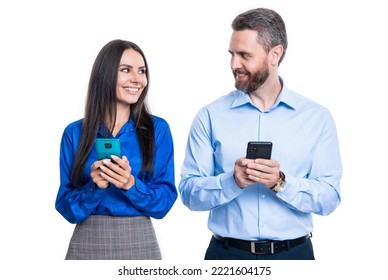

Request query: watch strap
[{"left": 271, "top": 171, "right": 285, "bottom": 192}]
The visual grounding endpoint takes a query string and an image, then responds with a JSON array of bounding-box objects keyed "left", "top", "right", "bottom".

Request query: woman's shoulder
[
  {"left": 152, "top": 115, "right": 169, "bottom": 126},
  {"left": 63, "top": 119, "right": 83, "bottom": 135},
  {"left": 151, "top": 115, "right": 172, "bottom": 134}
]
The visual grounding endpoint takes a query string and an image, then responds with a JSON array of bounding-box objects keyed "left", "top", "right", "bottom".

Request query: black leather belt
[{"left": 213, "top": 234, "right": 310, "bottom": 254}]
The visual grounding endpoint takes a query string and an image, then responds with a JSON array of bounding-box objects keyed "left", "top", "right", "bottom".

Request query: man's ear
[{"left": 270, "top": 45, "right": 284, "bottom": 66}]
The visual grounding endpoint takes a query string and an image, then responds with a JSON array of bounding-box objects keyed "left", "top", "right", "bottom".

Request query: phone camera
[{"left": 104, "top": 143, "right": 112, "bottom": 149}]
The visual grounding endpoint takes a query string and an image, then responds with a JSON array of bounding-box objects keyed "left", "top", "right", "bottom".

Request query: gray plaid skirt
[{"left": 65, "top": 215, "right": 161, "bottom": 260}]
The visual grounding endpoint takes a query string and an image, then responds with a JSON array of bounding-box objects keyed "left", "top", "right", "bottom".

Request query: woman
[{"left": 55, "top": 39, "right": 177, "bottom": 260}]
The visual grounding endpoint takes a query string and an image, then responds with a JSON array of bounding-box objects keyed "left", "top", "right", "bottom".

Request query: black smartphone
[
  {"left": 95, "top": 138, "right": 122, "bottom": 160},
  {"left": 246, "top": 141, "right": 272, "bottom": 159}
]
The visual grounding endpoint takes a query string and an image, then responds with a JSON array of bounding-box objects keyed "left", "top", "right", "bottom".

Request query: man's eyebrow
[{"left": 228, "top": 50, "right": 250, "bottom": 56}]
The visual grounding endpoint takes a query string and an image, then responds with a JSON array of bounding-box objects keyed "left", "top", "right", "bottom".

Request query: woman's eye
[{"left": 121, "top": 68, "right": 129, "bottom": 73}]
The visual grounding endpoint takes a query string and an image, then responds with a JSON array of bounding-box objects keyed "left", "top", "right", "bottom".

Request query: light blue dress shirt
[{"left": 179, "top": 78, "right": 342, "bottom": 241}]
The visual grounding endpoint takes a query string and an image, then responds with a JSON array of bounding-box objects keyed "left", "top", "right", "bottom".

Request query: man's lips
[{"left": 235, "top": 72, "right": 248, "bottom": 81}]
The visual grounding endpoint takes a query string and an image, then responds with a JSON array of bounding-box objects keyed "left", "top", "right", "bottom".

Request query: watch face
[
  {"left": 271, "top": 174, "right": 285, "bottom": 193},
  {"left": 273, "top": 181, "right": 284, "bottom": 193}
]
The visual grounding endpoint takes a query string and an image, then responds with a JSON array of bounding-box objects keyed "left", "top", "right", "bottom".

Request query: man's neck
[{"left": 248, "top": 77, "right": 282, "bottom": 111}]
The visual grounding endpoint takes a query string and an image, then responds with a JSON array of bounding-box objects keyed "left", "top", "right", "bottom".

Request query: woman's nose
[{"left": 129, "top": 72, "right": 140, "bottom": 84}]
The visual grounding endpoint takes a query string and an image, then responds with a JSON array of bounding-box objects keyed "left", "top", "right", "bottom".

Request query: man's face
[{"left": 229, "top": 30, "right": 269, "bottom": 92}]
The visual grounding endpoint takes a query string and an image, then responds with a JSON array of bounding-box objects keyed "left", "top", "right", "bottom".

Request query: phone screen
[{"left": 246, "top": 141, "right": 272, "bottom": 159}]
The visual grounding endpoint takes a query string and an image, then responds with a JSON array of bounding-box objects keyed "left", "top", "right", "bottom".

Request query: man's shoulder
[
  {"left": 286, "top": 89, "right": 328, "bottom": 112},
  {"left": 205, "top": 90, "right": 242, "bottom": 109}
]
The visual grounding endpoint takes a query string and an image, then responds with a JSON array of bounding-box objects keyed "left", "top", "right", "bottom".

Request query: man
[{"left": 178, "top": 8, "right": 342, "bottom": 260}]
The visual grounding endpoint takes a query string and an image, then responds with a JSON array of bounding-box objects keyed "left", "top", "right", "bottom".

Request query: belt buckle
[{"left": 250, "top": 241, "right": 275, "bottom": 254}]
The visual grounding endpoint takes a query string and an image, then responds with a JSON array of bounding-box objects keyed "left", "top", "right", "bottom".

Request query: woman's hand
[{"left": 90, "top": 155, "right": 135, "bottom": 190}]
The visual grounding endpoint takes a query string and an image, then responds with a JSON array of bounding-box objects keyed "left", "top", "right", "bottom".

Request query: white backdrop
[{"left": 1, "top": 0, "right": 387, "bottom": 279}]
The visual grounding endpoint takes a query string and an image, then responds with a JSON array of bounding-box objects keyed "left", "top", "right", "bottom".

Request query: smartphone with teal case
[{"left": 95, "top": 138, "right": 122, "bottom": 160}]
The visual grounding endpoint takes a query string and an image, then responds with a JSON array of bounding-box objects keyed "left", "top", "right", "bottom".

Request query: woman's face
[{"left": 116, "top": 48, "right": 147, "bottom": 107}]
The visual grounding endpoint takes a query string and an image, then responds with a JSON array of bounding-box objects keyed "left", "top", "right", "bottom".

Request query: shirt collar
[
  {"left": 275, "top": 78, "right": 297, "bottom": 110},
  {"left": 231, "top": 76, "right": 297, "bottom": 111},
  {"left": 97, "top": 116, "right": 136, "bottom": 137}
]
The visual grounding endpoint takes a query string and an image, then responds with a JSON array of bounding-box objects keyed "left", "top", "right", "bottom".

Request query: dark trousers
[{"left": 205, "top": 236, "right": 315, "bottom": 260}]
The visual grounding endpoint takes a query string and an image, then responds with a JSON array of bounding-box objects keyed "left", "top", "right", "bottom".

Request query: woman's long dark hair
[{"left": 70, "top": 39, "right": 155, "bottom": 187}]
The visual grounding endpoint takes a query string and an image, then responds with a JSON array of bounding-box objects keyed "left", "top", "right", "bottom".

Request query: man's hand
[{"left": 234, "top": 157, "right": 280, "bottom": 189}]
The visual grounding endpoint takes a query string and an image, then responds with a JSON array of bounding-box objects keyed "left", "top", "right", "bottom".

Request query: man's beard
[{"left": 234, "top": 65, "right": 269, "bottom": 93}]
